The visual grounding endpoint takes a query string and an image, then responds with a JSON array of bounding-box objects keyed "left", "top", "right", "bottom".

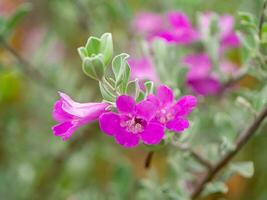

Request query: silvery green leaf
[
  {"left": 127, "top": 79, "right": 141, "bottom": 100},
  {"left": 77, "top": 47, "right": 88, "bottom": 60},
  {"left": 112, "top": 53, "right": 129, "bottom": 87},
  {"left": 82, "top": 55, "right": 105, "bottom": 80},
  {"left": 99, "top": 81, "right": 116, "bottom": 102},
  {"left": 100, "top": 33, "right": 113, "bottom": 65},
  {"left": 229, "top": 161, "right": 254, "bottom": 178},
  {"left": 238, "top": 11, "right": 257, "bottom": 28},
  {"left": 85, "top": 36, "right": 101, "bottom": 56},
  {"left": 203, "top": 181, "right": 228, "bottom": 196}
]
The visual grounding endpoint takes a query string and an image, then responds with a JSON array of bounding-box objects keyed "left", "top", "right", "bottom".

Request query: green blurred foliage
[{"left": 0, "top": 0, "right": 267, "bottom": 200}]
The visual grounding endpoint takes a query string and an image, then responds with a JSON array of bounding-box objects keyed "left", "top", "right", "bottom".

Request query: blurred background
[{"left": 0, "top": 0, "right": 266, "bottom": 199}]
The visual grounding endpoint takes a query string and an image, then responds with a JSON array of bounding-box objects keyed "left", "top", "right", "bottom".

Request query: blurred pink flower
[
  {"left": 128, "top": 57, "right": 158, "bottom": 82},
  {"left": 198, "top": 12, "right": 240, "bottom": 49},
  {"left": 182, "top": 54, "right": 218, "bottom": 95},
  {"left": 183, "top": 53, "right": 239, "bottom": 95},
  {"left": 156, "top": 11, "right": 199, "bottom": 44},
  {"left": 132, "top": 11, "right": 198, "bottom": 44},
  {"left": 52, "top": 92, "right": 109, "bottom": 141},
  {"left": 132, "top": 11, "right": 165, "bottom": 40}
]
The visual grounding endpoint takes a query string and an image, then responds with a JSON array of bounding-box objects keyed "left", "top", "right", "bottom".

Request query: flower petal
[
  {"left": 187, "top": 77, "right": 222, "bottom": 96},
  {"left": 115, "top": 129, "right": 139, "bottom": 148},
  {"left": 116, "top": 95, "right": 136, "bottom": 114},
  {"left": 99, "top": 112, "right": 121, "bottom": 136},
  {"left": 167, "top": 11, "right": 191, "bottom": 29},
  {"left": 140, "top": 122, "right": 164, "bottom": 145},
  {"left": 166, "top": 117, "right": 189, "bottom": 132},
  {"left": 59, "top": 92, "right": 109, "bottom": 118},
  {"left": 175, "top": 95, "right": 197, "bottom": 116},
  {"left": 136, "top": 100, "right": 156, "bottom": 121},
  {"left": 52, "top": 121, "right": 78, "bottom": 141},
  {"left": 52, "top": 100, "right": 73, "bottom": 122},
  {"left": 156, "top": 85, "right": 174, "bottom": 105}
]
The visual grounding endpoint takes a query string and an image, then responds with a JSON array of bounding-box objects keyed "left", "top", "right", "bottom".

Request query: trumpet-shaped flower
[
  {"left": 148, "top": 85, "right": 197, "bottom": 132},
  {"left": 99, "top": 95, "right": 164, "bottom": 148},
  {"left": 52, "top": 92, "right": 109, "bottom": 141}
]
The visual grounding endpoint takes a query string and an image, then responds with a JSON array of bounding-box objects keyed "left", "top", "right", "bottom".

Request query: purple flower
[
  {"left": 198, "top": 13, "right": 240, "bottom": 50},
  {"left": 52, "top": 92, "right": 109, "bottom": 141},
  {"left": 99, "top": 95, "right": 164, "bottom": 148},
  {"left": 132, "top": 11, "right": 165, "bottom": 40},
  {"left": 156, "top": 11, "right": 199, "bottom": 44},
  {"left": 183, "top": 53, "right": 222, "bottom": 96},
  {"left": 183, "top": 53, "right": 238, "bottom": 96},
  {"left": 147, "top": 85, "right": 197, "bottom": 132},
  {"left": 128, "top": 57, "right": 158, "bottom": 82}
]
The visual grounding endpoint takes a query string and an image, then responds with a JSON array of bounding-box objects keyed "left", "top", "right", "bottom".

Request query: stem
[
  {"left": 191, "top": 105, "right": 267, "bottom": 199},
  {"left": 0, "top": 36, "right": 55, "bottom": 89},
  {"left": 145, "top": 151, "right": 154, "bottom": 169},
  {"left": 173, "top": 143, "right": 213, "bottom": 171}
]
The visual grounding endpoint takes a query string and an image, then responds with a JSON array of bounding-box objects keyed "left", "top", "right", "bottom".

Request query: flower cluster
[
  {"left": 52, "top": 85, "right": 197, "bottom": 148},
  {"left": 132, "top": 11, "right": 241, "bottom": 96},
  {"left": 133, "top": 11, "right": 198, "bottom": 44}
]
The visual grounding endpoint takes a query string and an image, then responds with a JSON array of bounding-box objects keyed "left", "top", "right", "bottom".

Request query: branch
[
  {"left": 145, "top": 151, "right": 154, "bottom": 169},
  {"left": 191, "top": 105, "right": 267, "bottom": 199},
  {"left": 174, "top": 143, "right": 213, "bottom": 171}
]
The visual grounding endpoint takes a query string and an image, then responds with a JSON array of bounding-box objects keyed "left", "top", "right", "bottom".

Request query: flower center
[
  {"left": 157, "top": 108, "right": 174, "bottom": 124},
  {"left": 120, "top": 117, "right": 146, "bottom": 134}
]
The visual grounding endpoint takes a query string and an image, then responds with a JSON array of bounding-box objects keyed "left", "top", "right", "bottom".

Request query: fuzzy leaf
[
  {"left": 229, "top": 161, "right": 254, "bottom": 178},
  {"left": 100, "top": 33, "right": 113, "bottom": 65}
]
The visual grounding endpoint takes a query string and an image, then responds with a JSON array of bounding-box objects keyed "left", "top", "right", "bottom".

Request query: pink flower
[
  {"left": 128, "top": 57, "right": 158, "bottom": 82},
  {"left": 132, "top": 11, "right": 165, "bottom": 40},
  {"left": 198, "top": 13, "right": 240, "bottom": 49},
  {"left": 156, "top": 11, "right": 199, "bottom": 44},
  {"left": 132, "top": 11, "right": 198, "bottom": 44},
  {"left": 52, "top": 92, "right": 109, "bottom": 141},
  {"left": 183, "top": 53, "right": 222, "bottom": 95},
  {"left": 99, "top": 95, "right": 164, "bottom": 148},
  {"left": 183, "top": 53, "right": 238, "bottom": 96},
  {"left": 147, "top": 85, "right": 197, "bottom": 132}
]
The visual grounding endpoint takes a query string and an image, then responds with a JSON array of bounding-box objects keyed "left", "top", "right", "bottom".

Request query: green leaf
[
  {"left": 77, "top": 47, "right": 88, "bottom": 60},
  {"left": 119, "top": 62, "right": 130, "bottom": 93},
  {"left": 127, "top": 79, "right": 141, "bottom": 100},
  {"left": 203, "top": 181, "right": 228, "bottom": 196},
  {"left": 99, "top": 81, "right": 116, "bottom": 102},
  {"left": 82, "top": 55, "right": 105, "bottom": 80},
  {"left": 144, "top": 81, "right": 154, "bottom": 96},
  {"left": 100, "top": 33, "right": 113, "bottom": 65},
  {"left": 112, "top": 53, "right": 130, "bottom": 88},
  {"left": 85, "top": 36, "right": 101, "bottom": 56},
  {"left": 238, "top": 11, "right": 257, "bottom": 27},
  {"left": 229, "top": 161, "right": 254, "bottom": 178}
]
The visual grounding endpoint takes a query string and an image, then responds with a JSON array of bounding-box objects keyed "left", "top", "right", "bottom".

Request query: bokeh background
[{"left": 0, "top": 0, "right": 266, "bottom": 199}]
